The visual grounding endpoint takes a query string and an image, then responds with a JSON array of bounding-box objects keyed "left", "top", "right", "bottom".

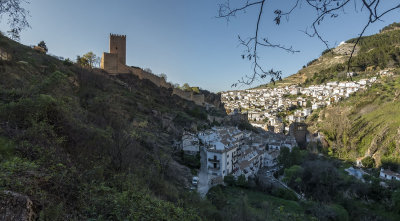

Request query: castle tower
[
  {"left": 100, "top": 33, "right": 128, "bottom": 73},
  {"left": 109, "top": 34, "right": 126, "bottom": 65}
]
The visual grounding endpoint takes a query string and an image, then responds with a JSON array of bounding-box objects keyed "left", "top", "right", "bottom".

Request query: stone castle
[
  {"left": 100, "top": 34, "right": 205, "bottom": 106},
  {"left": 101, "top": 34, "right": 130, "bottom": 73}
]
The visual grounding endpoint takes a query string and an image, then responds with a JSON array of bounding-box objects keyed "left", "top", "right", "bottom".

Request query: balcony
[{"left": 208, "top": 158, "right": 220, "bottom": 162}]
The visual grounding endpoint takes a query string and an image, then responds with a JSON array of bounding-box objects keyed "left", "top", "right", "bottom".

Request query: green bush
[
  {"left": 224, "top": 174, "right": 236, "bottom": 186},
  {"left": 206, "top": 185, "right": 227, "bottom": 209},
  {"left": 82, "top": 182, "right": 200, "bottom": 220},
  {"left": 187, "top": 107, "right": 207, "bottom": 120},
  {"left": 63, "top": 58, "right": 73, "bottom": 66},
  {"left": 237, "top": 174, "right": 248, "bottom": 188},
  {"left": 0, "top": 137, "right": 14, "bottom": 160},
  {"left": 182, "top": 153, "right": 200, "bottom": 169},
  {"left": 361, "top": 156, "right": 375, "bottom": 168},
  {"left": 272, "top": 188, "right": 298, "bottom": 201}
]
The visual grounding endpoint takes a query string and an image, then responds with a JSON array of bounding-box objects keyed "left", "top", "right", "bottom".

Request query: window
[
  {"left": 227, "top": 161, "right": 229, "bottom": 165},
  {"left": 214, "top": 155, "right": 217, "bottom": 160},
  {"left": 227, "top": 154, "right": 230, "bottom": 158},
  {"left": 213, "top": 163, "right": 217, "bottom": 168}
]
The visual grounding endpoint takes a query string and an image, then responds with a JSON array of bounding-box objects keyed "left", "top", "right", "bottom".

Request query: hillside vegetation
[
  {"left": 0, "top": 33, "right": 217, "bottom": 220},
  {"left": 0, "top": 32, "right": 343, "bottom": 221},
  {"left": 308, "top": 74, "right": 400, "bottom": 166},
  {"left": 3, "top": 23, "right": 400, "bottom": 219},
  {"left": 255, "top": 22, "right": 400, "bottom": 88}
]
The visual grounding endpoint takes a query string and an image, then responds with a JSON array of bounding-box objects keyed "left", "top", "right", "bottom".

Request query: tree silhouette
[
  {"left": 217, "top": 0, "right": 400, "bottom": 86},
  {"left": 0, "top": 0, "right": 30, "bottom": 40},
  {"left": 38, "top": 41, "right": 48, "bottom": 52}
]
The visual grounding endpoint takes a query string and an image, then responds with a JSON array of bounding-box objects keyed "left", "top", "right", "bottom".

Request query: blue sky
[{"left": 1, "top": 0, "right": 399, "bottom": 92}]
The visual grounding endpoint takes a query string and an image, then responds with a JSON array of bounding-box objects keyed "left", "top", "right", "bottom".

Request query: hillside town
[
  {"left": 221, "top": 77, "right": 378, "bottom": 133},
  {"left": 182, "top": 126, "right": 297, "bottom": 190}
]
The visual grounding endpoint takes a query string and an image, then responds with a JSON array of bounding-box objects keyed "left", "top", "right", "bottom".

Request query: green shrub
[
  {"left": 361, "top": 156, "right": 375, "bottom": 168},
  {"left": 206, "top": 185, "right": 227, "bottom": 209},
  {"left": 237, "top": 174, "right": 248, "bottom": 188},
  {"left": 63, "top": 58, "right": 73, "bottom": 66},
  {"left": 272, "top": 188, "right": 298, "bottom": 201},
  {"left": 182, "top": 153, "right": 200, "bottom": 169},
  {"left": 224, "top": 174, "right": 236, "bottom": 186},
  {"left": 0, "top": 137, "right": 14, "bottom": 160}
]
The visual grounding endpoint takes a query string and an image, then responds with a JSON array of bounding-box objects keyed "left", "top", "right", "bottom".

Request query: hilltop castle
[
  {"left": 100, "top": 34, "right": 129, "bottom": 73},
  {"left": 100, "top": 34, "right": 205, "bottom": 106}
]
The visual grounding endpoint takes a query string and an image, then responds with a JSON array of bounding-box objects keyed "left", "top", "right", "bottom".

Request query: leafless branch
[
  {"left": 219, "top": 0, "right": 298, "bottom": 86},
  {"left": 218, "top": 0, "right": 400, "bottom": 87},
  {"left": 0, "top": 0, "right": 30, "bottom": 40}
]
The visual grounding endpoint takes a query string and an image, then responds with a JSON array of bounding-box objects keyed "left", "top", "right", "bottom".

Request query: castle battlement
[{"left": 110, "top": 33, "right": 126, "bottom": 39}]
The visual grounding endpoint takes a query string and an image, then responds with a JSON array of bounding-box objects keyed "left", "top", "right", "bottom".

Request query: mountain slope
[
  {"left": 307, "top": 75, "right": 400, "bottom": 166},
  {"left": 255, "top": 22, "right": 400, "bottom": 88},
  {"left": 0, "top": 33, "right": 216, "bottom": 219}
]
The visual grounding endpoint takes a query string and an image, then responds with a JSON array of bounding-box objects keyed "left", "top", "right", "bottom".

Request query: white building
[
  {"left": 199, "top": 127, "right": 243, "bottom": 178},
  {"left": 380, "top": 168, "right": 400, "bottom": 181}
]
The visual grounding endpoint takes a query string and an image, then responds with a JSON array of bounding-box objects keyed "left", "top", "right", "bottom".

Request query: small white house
[{"left": 380, "top": 168, "right": 400, "bottom": 181}]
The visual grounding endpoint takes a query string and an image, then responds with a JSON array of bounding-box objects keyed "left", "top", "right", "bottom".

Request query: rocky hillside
[{"left": 0, "top": 33, "right": 223, "bottom": 220}]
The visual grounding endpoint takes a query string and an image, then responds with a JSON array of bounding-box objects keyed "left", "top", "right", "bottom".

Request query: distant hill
[{"left": 255, "top": 22, "right": 400, "bottom": 88}]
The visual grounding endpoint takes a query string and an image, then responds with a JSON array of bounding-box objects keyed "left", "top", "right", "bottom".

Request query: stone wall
[
  {"left": 172, "top": 88, "right": 205, "bottom": 105},
  {"left": 129, "top": 67, "right": 172, "bottom": 89},
  {"left": 100, "top": 52, "right": 118, "bottom": 73},
  {"left": 172, "top": 88, "right": 193, "bottom": 100},
  {"left": 126, "top": 66, "right": 205, "bottom": 105}
]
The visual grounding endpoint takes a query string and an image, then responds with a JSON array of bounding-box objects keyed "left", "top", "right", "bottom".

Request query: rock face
[
  {"left": 0, "top": 191, "right": 36, "bottom": 221},
  {"left": 333, "top": 43, "right": 359, "bottom": 56}
]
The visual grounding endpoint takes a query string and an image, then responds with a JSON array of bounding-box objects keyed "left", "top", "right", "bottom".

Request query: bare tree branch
[
  {"left": 219, "top": 0, "right": 299, "bottom": 86},
  {"left": 0, "top": 0, "right": 30, "bottom": 40},
  {"left": 218, "top": 0, "right": 400, "bottom": 87}
]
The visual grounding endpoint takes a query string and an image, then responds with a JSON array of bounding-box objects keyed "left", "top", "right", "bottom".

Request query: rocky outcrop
[
  {"left": 333, "top": 43, "right": 359, "bottom": 56},
  {"left": 201, "top": 90, "right": 224, "bottom": 109},
  {"left": 0, "top": 191, "right": 37, "bottom": 221}
]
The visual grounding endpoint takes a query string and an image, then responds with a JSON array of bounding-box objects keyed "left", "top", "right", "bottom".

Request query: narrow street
[{"left": 197, "top": 147, "right": 210, "bottom": 197}]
